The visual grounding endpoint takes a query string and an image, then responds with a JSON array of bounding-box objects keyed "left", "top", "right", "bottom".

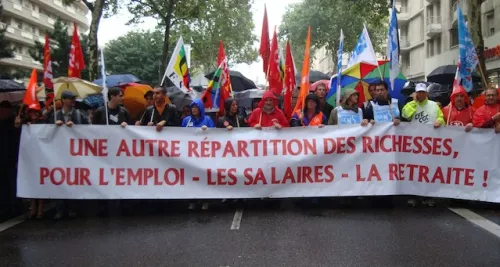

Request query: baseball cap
[
  {"left": 61, "top": 90, "right": 77, "bottom": 99},
  {"left": 415, "top": 83, "right": 427, "bottom": 92}
]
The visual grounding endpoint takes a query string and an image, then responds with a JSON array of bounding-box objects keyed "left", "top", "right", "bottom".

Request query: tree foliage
[
  {"left": 0, "top": 3, "right": 14, "bottom": 60},
  {"left": 126, "top": 0, "right": 257, "bottom": 73},
  {"left": 29, "top": 18, "right": 90, "bottom": 80},
  {"left": 104, "top": 30, "right": 163, "bottom": 84},
  {"left": 279, "top": 0, "right": 389, "bottom": 72},
  {"left": 63, "top": 0, "right": 120, "bottom": 81}
]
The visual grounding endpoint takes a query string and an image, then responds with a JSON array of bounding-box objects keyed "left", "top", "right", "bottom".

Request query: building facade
[
  {"left": 0, "top": 0, "right": 89, "bottom": 75},
  {"left": 398, "top": 0, "right": 500, "bottom": 87},
  {"left": 311, "top": 47, "right": 386, "bottom": 75}
]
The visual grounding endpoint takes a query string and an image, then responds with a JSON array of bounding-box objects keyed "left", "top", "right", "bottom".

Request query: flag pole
[
  {"left": 476, "top": 62, "right": 490, "bottom": 89},
  {"left": 100, "top": 49, "right": 109, "bottom": 125}
]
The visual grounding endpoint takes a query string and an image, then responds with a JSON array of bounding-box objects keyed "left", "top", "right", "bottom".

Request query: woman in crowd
[
  {"left": 14, "top": 106, "right": 45, "bottom": 219},
  {"left": 217, "top": 98, "right": 247, "bottom": 129},
  {"left": 290, "top": 93, "right": 326, "bottom": 127},
  {"left": 182, "top": 99, "right": 215, "bottom": 210}
]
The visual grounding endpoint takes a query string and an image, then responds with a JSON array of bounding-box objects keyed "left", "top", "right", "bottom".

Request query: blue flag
[
  {"left": 457, "top": 6, "right": 478, "bottom": 92},
  {"left": 387, "top": 4, "right": 400, "bottom": 91}
]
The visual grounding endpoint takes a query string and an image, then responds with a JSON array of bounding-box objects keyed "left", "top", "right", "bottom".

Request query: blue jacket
[{"left": 181, "top": 99, "right": 216, "bottom": 128}]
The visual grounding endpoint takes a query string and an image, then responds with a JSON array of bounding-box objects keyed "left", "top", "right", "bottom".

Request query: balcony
[
  {"left": 397, "top": 6, "right": 410, "bottom": 25},
  {"left": 1, "top": 22, "right": 46, "bottom": 46},
  {"left": 400, "top": 37, "right": 411, "bottom": 53},
  {"left": 3, "top": 0, "right": 54, "bottom": 32},
  {"left": 0, "top": 53, "right": 43, "bottom": 71},
  {"left": 35, "top": 0, "right": 89, "bottom": 31},
  {"left": 426, "top": 16, "right": 442, "bottom": 37}
]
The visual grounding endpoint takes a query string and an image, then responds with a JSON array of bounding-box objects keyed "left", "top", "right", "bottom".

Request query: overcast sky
[{"left": 97, "top": 0, "right": 303, "bottom": 85}]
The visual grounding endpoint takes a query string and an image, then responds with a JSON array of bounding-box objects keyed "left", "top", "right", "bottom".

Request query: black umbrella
[
  {"left": 295, "top": 70, "right": 330, "bottom": 84},
  {"left": 0, "top": 79, "right": 25, "bottom": 92},
  {"left": 427, "top": 83, "right": 451, "bottom": 107},
  {"left": 427, "top": 65, "right": 481, "bottom": 85},
  {"left": 205, "top": 70, "right": 256, "bottom": 92},
  {"left": 165, "top": 86, "right": 201, "bottom": 110},
  {"left": 234, "top": 88, "right": 264, "bottom": 110}
]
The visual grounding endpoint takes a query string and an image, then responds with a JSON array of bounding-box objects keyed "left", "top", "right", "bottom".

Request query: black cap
[{"left": 61, "top": 90, "right": 77, "bottom": 99}]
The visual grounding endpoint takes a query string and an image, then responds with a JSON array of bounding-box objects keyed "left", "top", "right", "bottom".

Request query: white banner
[{"left": 17, "top": 124, "right": 500, "bottom": 202}]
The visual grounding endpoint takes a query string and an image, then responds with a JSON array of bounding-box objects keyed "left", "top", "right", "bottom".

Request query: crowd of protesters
[{"left": 1, "top": 80, "right": 499, "bottom": 221}]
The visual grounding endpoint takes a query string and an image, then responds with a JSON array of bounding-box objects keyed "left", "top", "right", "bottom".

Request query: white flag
[
  {"left": 161, "top": 37, "right": 194, "bottom": 96},
  {"left": 347, "top": 25, "right": 378, "bottom": 67}
]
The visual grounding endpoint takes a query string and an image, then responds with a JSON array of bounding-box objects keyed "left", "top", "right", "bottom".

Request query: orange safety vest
[{"left": 294, "top": 110, "right": 324, "bottom": 126}]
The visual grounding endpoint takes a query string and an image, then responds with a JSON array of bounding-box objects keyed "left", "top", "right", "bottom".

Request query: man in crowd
[
  {"left": 93, "top": 87, "right": 131, "bottom": 127},
  {"left": 92, "top": 87, "right": 130, "bottom": 217},
  {"left": 363, "top": 81, "right": 401, "bottom": 125},
  {"left": 139, "top": 86, "right": 180, "bottom": 131},
  {"left": 135, "top": 91, "right": 154, "bottom": 125},
  {"left": 247, "top": 91, "right": 289, "bottom": 129},
  {"left": 52, "top": 91, "right": 88, "bottom": 126},
  {"left": 472, "top": 88, "right": 500, "bottom": 132},
  {"left": 362, "top": 83, "right": 378, "bottom": 110},
  {"left": 217, "top": 98, "right": 247, "bottom": 129},
  {"left": 52, "top": 91, "right": 88, "bottom": 219},
  {"left": 402, "top": 83, "right": 444, "bottom": 127},
  {"left": 314, "top": 83, "right": 333, "bottom": 119},
  {"left": 442, "top": 85, "right": 474, "bottom": 131},
  {"left": 402, "top": 83, "right": 444, "bottom": 207},
  {"left": 290, "top": 94, "right": 326, "bottom": 127},
  {"left": 328, "top": 89, "right": 368, "bottom": 126},
  {"left": 144, "top": 90, "right": 154, "bottom": 108}
]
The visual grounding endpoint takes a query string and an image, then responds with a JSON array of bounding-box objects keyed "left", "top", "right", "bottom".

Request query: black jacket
[
  {"left": 217, "top": 114, "right": 247, "bottom": 128},
  {"left": 139, "top": 104, "right": 180, "bottom": 126},
  {"left": 92, "top": 105, "right": 131, "bottom": 125},
  {"left": 47, "top": 108, "right": 88, "bottom": 124},
  {"left": 362, "top": 97, "right": 401, "bottom": 121}
]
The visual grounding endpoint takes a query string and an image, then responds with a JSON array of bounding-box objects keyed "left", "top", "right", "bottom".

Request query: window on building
[
  {"left": 427, "top": 6, "right": 433, "bottom": 18},
  {"left": 436, "top": 36, "right": 441, "bottom": 54},
  {"left": 427, "top": 39, "right": 434, "bottom": 57},
  {"left": 15, "top": 46, "right": 23, "bottom": 54},
  {"left": 488, "top": 70, "right": 499, "bottom": 88},
  {"left": 450, "top": 28, "right": 458, "bottom": 48},
  {"left": 486, "top": 12, "right": 494, "bottom": 36},
  {"left": 15, "top": 20, "right": 22, "bottom": 29}
]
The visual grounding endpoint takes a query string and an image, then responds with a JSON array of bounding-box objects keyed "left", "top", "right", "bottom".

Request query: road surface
[{"left": 0, "top": 199, "right": 499, "bottom": 267}]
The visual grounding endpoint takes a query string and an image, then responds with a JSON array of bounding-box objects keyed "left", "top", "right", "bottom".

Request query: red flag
[
  {"left": 68, "top": 23, "right": 85, "bottom": 78},
  {"left": 43, "top": 34, "right": 53, "bottom": 89},
  {"left": 268, "top": 27, "right": 282, "bottom": 95},
  {"left": 294, "top": 26, "right": 311, "bottom": 112},
  {"left": 23, "top": 69, "right": 41, "bottom": 110},
  {"left": 217, "top": 41, "right": 232, "bottom": 116},
  {"left": 259, "top": 5, "right": 270, "bottom": 75},
  {"left": 284, "top": 40, "right": 296, "bottom": 119}
]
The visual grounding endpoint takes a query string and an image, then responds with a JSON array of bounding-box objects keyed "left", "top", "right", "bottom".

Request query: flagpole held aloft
[{"left": 100, "top": 48, "right": 109, "bottom": 125}]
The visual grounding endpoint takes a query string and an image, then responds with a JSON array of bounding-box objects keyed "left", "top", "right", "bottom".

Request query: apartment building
[
  {"left": 311, "top": 46, "right": 345, "bottom": 75},
  {"left": 0, "top": 0, "right": 89, "bottom": 75},
  {"left": 398, "top": 0, "right": 500, "bottom": 87}
]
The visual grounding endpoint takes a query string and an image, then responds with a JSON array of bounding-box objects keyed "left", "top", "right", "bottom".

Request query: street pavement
[{"left": 0, "top": 199, "right": 499, "bottom": 267}]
